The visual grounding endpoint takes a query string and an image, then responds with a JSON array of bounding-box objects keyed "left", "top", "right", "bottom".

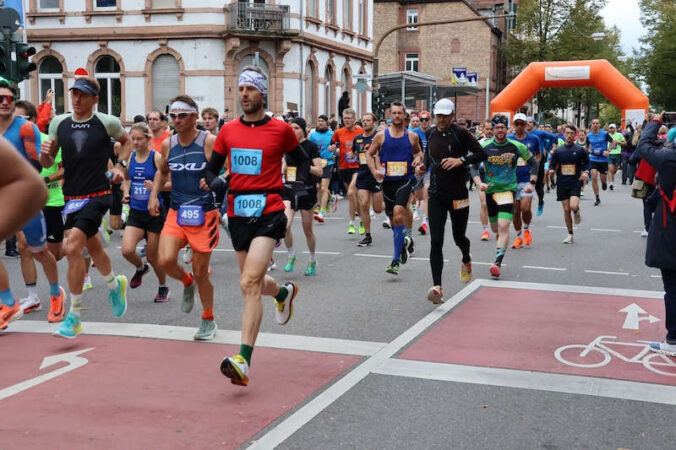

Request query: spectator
[{"left": 338, "top": 91, "right": 350, "bottom": 125}]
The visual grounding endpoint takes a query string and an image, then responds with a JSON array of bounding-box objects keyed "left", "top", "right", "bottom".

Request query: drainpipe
[{"left": 299, "top": 0, "right": 304, "bottom": 119}]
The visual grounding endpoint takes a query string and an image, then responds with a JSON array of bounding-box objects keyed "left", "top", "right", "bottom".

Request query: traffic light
[
  {"left": 15, "top": 43, "right": 36, "bottom": 82},
  {"left": 0, "top": 40, "right": 10, "bottom": 80}
]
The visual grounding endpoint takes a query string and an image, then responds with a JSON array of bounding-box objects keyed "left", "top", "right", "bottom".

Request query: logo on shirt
[
  {"left": 168, "top": 162, "right": 206, "bottom": 172},
  {"left": 71, "top": 123, "right": 91, "bottom": 129}
]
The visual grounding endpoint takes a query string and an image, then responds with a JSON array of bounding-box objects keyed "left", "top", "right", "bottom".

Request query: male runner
[
  {"left": 367, "top": 102, "right": 423, "bottom": 275},
  {"left": 412, "top": 110, "right": 431, "bottom": 234},
  {"left": 201, "top": 107, "right": 220, "bottom": 136},
  {"left": 548, "top": 124, "right": 589, "bottom": 244},
  {"left": 331, "top": 108, "right": 363, "bottom": 234},
  {"left": 477, "top": 115, "right": 538, "bottom": 279},
  {"left": 149, "top": 95, "right": 219, "bottom": 340},
  {"left": 308, "top": 114, "right": 335, "bottom": 218},
  {"left": 606, "top": 123, "right": 626, "bottom": 190},
  {"left": 477, "top": 120, "right": 493, "bottom": 240},
  {"left": 587, "top": 118, "right": 616, "bottom": 206},
  {"left": 41, "top": 76, "right": 131, "bottom": 338},
  {"left": 354, "top": 112, "right": 382, "bottom": 247},
  {"left": 204, "top": 66, "right": 300, "bottom": 386},
  {"left": 526, "top": 117, "right": 558, "bottom": 215}
]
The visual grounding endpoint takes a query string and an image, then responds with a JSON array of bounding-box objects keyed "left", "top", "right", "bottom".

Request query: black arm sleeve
[
  {"left": 457, "top": 126, "right": 487, "bottom": 165},
  {"left": 205, "top": 150, "right": 226, "bottom": 186}
]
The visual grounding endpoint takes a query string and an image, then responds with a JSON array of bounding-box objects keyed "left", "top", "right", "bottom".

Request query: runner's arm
[
  {"left": 112, "top": 130, "right": 132, "bottom": 183},
  {"left": 148, "top": 140, "right": 170, "bottom": 216},
  {"left": 366, "top": 131, "right": 384, "bottom": 179}
]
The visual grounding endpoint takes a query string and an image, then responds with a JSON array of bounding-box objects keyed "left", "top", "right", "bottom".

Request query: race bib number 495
[{"left": 231, "top": 148, "right": 263, "bottom": 175}]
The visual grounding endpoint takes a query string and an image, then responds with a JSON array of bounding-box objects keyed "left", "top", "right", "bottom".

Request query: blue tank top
[
  {"left": 128, "top": 150, "right": 162, "bottom": 211},
  {"left": 168, "top": 130, "right": 215, "bottom": 210},
  {"left": 381, "top": 128, "right": 414, "bottom": 181}
]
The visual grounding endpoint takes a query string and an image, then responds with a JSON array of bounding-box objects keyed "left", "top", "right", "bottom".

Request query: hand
[
  {"left": 440, "top": 157, "right": 463, "bottom": 170},
  {"left": 40, "top": 139, "right": 56, "bottom": 158},
  {"left": 524, "top": 183, "right": 534, "bottom": 193},
  {"left": 122, "top": 194, "right": 130, "bottom": 204},
  {"left": 579, "top": 173, "right": 588, "bottom": 182},
  {"left": 657, "top": 111, "right": 666, "bottom": 123},
  {"left": 478, "top": 182, "right": 488, "bottom": 192},
  {"left": 415, "top": 165, "right": 427, "bottom": 176},
  {"left": 199, "top": 177, "right": 210, "bottom": 191},
  {"left": 603, "top": 150, "right": 609, "bottom": 157},
  {"left": 110, "top": 168, "right": 125, "bottom": 184},
  {"left": 45, "top": 89, "right": 54, "bottom": 104},
  {"left": 148, "top": 197, "right": 160, "bottom": 216},
  {"left": 373, "top": 169, "right": 385, "bottom": 182},
  {"left": 143, "top": 180, "right": 154, "bottom": 190},
  {"left": 347, "top": 151, "right": 355, "bottom": 160}
]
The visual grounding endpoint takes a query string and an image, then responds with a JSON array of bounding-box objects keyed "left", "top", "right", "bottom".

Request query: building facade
[{"left": 24, "top": 0, "right": 373, "bottom": 125}]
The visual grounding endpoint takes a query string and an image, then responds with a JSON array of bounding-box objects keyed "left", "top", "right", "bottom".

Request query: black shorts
[
  {"left": 282, "top": 184, "right": 318, "bottom": 211},
  {"left": 590, "top": 161, "right": 608, "bottom": 174},
  {"left": 356, "top": 170, "right": 382, "bottom": 193},
  {"left": 228, "top": 210, "right": 287, "bottom": 252},
  {"left": 339, "top": 168, "right": 358, "bottom": 185},
  {"left": 322, "top": 165, "right": 333, "bottom": 179},
  {"left": 485, "top": 190, "right": 516, "bottom": 221},
  {"left": 127, "top": 208, "right": 166, "bottom": 234},
  {"left": 43, "top": 205, "right": 65, "bottom": 243},
  {"left": 382, "top": 178, "right": 414, "bottom": 217},
  {"left": 160, "top": 191, "right": 171, "bottom": 217},
  {"left": 556, "top": 183, "right": 582, "bottom": 201},
  {"left": 110, "top": 184, "right": 123, "bottom": 215},
  {"left": 64, "top": 194, "right": 112, "bottom": 239}
]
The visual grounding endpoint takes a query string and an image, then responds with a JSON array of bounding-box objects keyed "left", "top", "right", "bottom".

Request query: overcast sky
[{"left": 600, "top": 0, "right": 646, "bottom": 56}]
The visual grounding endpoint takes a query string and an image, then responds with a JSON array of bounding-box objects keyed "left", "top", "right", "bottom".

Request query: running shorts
[
  {"left": 22, "top": 211, "right": 47, "bottom": 251},
  {"left": 515, "top": 181, "right": 534, "bottom": 201},
  {"left": 322, "top": 165, "right": 333, "bottom": 179},
  {"left": 282, "top": 185, "right": 318, "bottom": 211},
  {"left": 382, "top": 179, "right": 414, "bottom": 217},
  {"left": 64, "top": 194, "right": 112, "bottom": 239},
  {"left": 127, "top": 207, "right": 166, "bottom": 234},
  {"left": 43, "top": 205, "right": 64, "bottom": 243},
  {"left": 356, "top": 172, "right": 382, "bottom": 193},
  {"left": 590, "top": 161, "right": 608, "bottom": 174},
  {"left": 486, "top": 190, "right": 515, "bottom": 222},
  {"left": 556, "top": 183, "right": 582, "bottom": 201},
  {"left": 228, "top": 210, "right": 287, "bottom": 252},
  {"left": 339, "top": 168, "right": 358, "bottom": 185},
  {"left": 110, "top": 183, "right": 123, "bottom": 215},
  {"left": 607, "top": 154, "right": 621, "bottom": 166},
  {"left": 161, "top": 208, "right": 219, "bottom": 253}
]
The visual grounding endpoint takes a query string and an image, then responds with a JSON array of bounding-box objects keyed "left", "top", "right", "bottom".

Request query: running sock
[
  {"left": 309, "top": 252, "right": 316, "bottom": 262},
  {"left": 349, "top": 220, "right": 355, "bottom": 226},
  {"left": 393, "top": 225, "right": 405, "bottom": 261},
  {"left": 180, "top": 271, "right": 194, "bottom": 287},
  {"left": 524, "top": 224, "right": 530, "bottom": 230},
  {"left": 275, "top": 285, "right": 288, "bottom": 302},
  {"left": 239, "top": 344, "right": 254, "bottom": 365},
  {"left": 159, "top": 283, "right": 168, "bottom": 288},
  {"left": 26, "top": 283, "right": 38, "bottom": 299},
  {"left": 495, "top": 247, "right": 506, "bottom": 266},
  {"left": 104, "top": 272, "right": 117, "bottom": 290},
  {"left": 70, "top": 293, "right": 83, "bottom": 317},
  {"left": 48, "top": 282, "right": 60, "bottom": 297},
  {"left": 201, "top": 308, "right": 214, "bottom": 321},
  {"left": 0, "top": 288, "right": 15, "bottom": 306},
  {"left": 135, "top": 262, "right": 145, "bottom": 271},
  {"left": 287, "top": 247, "right": 295, "bottom": 258},
  {"left": 515, "top": 230, "right": 522, "bottom": 237},
  {"left": 482, "top": 224, "right": 489, "bottom": 232}
]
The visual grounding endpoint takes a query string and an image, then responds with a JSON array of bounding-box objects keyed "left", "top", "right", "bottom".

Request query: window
[
  {"left": 152, "top": 55, "right": 180, "bottom": 112},
  {"left": 39, "top": 0, "right": 60, "bottom": 9},
  {"left": 305, "top": 61, "right": 314, "bottom": 122},
  {"left": 358, "top": 0, "right": 365, "bottom": 35},
  {"left": 325, "top": 67, "right": 333, "bottom": 116},
  {"left": 343, "top": 0, "right": 352, "bottom": 30},
  {"left": 38, "top": 57, "right": 65, "bottom": 114},
  {"left": 94, "top": 56, "right": 121, "bottom": 117},
  {"left": 95, "top": 0, "right": 117, "bottom": 7},
  {"left": 405, "top": 53, "right": 418, "bottom": 72},
  {"left": 307, "top": 0, "right": 317, "bottom": 19},
  {"left": 406, "top": 9, "right": 418, "bottom": 31},
  {"left": 327, "top": 0, "right": 336, "bottom": 25},
  {"left": 152, "top": 0, "right": 177, "bottom": 7}
]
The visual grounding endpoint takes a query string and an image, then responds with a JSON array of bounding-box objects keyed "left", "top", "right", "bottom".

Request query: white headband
[
  {"left": 238, "top": 69, "right": 268, "bottom": 95},
  {"left": 170, "top": 101, "right": 197, "bottom": 113}
]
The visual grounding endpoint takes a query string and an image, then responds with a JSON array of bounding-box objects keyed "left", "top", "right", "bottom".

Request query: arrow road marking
[
  {"left": 0, "top": 348, "right": 94, "bottom": 401},
  {"left": 619, "top": 303, "right": 660, "bottom": 330}
]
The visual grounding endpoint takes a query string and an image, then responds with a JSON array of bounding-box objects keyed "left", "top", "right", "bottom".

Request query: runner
[
  {"left": 281, "top": 117, "right": 322, "bottom": 275},
  {"left": 478, "top": 115, "right": 538, "bottom": 279},
  {"left": 412, "top": 110, "right": 431, "bottom": 235},
  {"left": 575, "top": 127, "right": 590, "bottom": 196},
  {"left": 548, "top": 124, "right": 589, "bottom": 244},
  {"left": 121, "top": 122, "right": 169, "bottom": 302},
  {"left": 308, "top": 114, "right": 335, "bottom": 219},
  {"left": 354, "top": 112, "right": 382, "bottom": 247},
  {"left": 606, "top": 123, "right": 626, "bottom": 190},
  {"left": 587, "top": 118, "right": 616, "bottom": 206},
  {"left": 477, "top": 120, "right": 493, "bottom": 240},
  {"left": 415, "top": 98, "right": 485, "bottom": 303},
  {"left": 331, "top": 108, "right": 364, "bottom": 234},
  {"left": 148, "top": 95, "right": 219, "bottom": 340},
  {"left": 507, "top": 113, "right": 543, "bottom": 249},
  {"left": 367, "top": 101, "right": 423, "bottom": 275},
  {"left": 41, "top": 76, "right": 131, "bottom": 338},
  {"left": 204, "top": 66, "right": 299, "bottom": 386},
  {"left": 526, "top": 116, "right": 558, "bottom": 214}
]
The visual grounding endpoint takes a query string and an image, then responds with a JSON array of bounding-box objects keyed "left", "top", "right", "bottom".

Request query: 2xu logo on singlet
[{"left": 168, "top": 162, "right": 207, "bottom": 171}]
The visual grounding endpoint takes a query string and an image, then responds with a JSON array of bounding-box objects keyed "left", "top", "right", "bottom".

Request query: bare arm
[
  {"left": 112, "top": 130, "right": 132, "bottom": 183},
  {"left": 310, "top": 157, "right": 323, "bottom": 177},
  {"left": 148, "top": 139, "right": 170, "bottom": 216},
  {"left": 367, "top": 131, "right": 385, "bottom": 180}
]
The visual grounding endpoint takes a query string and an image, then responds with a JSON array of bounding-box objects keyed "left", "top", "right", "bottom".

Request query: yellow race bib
[
  {"left": 517, "top": 157, "right": 527, "bottom": 167},
  {"left": 386, "top": 161, "right": 407, "bottom": 177},
  {"left": 321, "top": 159, "right": 328, "bottom": 168},
  {"left": 561, "top": 164, "right": 575, "bottom": 176},
  {"left": 453, "top": 198, "right": 469, "bottom": 210},
  {"left": 493, "top": 191, "right": 514, "bottom": 205},
  {"left": 286, "top": 166, "right": 297, "bottom": 182},
  {"left": 359, "top": 153, "right": 367, "bottom": 165}
]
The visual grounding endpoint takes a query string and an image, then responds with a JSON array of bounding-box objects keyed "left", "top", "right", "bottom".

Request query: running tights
[{"left": 428, "top": 194, "right": 471, "bottom": 286}]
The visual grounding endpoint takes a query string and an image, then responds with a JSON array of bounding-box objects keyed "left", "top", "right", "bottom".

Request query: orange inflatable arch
[{"left": 489, "top": 59, "right": 649, "bottom": 128}]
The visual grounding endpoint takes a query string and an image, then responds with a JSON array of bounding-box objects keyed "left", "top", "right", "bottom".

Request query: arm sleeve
[
  {"left": 458, "top": 127, "right": 487, "bottom": 165},
  {"left": 549, "top": 151, "right": 558, "bottom": 169},
  {"left": 205, "top": 150, "right": 227, "bottom": 186},
  {"left": 36, "top": 102, "right": 52, "bottom": 133},
  {"left": 605, "top": 132, "right": 613, "bottom": 144}
]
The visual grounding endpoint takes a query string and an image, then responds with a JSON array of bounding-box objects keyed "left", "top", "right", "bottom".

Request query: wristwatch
[
  {"left": 529, "top": 180, "right": 536, "bottom": 185},
  {"left": 117, "top": 159, "right": 128, "bottom": 169}
]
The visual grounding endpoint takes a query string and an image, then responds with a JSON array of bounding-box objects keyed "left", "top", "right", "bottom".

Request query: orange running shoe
[
  {"left": 481, "top": 230, "right": 490, "bottom": 241},
  {"left": 0, "top": 301, "right": 23, "bottom": 330},
  {"left": 511, "top": 236, "right": 523, "bottom": 249},
  {"left": 524, "top": 229, "right": 532, "bottom": 246},
  {"left": 48, "top": 286, "right": 66, "bottom": 323}
]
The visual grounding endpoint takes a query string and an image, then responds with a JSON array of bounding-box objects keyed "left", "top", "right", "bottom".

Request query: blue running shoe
[
  {"left": 53, "top": 312, "right": 82, "bottom": 339},
  {"left": 108, "top": 275, "right": 128, "bottom": 317},
  {"left": 536, "top": 202, "right": 544, "bottom": 216}
]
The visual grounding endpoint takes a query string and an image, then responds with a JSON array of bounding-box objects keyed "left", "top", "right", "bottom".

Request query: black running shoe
[
  {"left": 130, "top": 264, "right": 149, "bottom": 289},
  {"left": 357, "top": 235, "right": 372, "bottom": 247}
]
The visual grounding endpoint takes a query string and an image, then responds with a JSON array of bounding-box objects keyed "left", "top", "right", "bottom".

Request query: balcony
[{"left": 227, "top": 2, "right": 294, "bottom": 36}]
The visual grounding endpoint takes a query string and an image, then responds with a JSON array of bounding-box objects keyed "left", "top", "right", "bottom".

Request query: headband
[
  {"left": 238, "top": 69, "right": 268, "bottom": 95},
  {"left": 170, "top": 101, "right": 197, "bottom": 113}
]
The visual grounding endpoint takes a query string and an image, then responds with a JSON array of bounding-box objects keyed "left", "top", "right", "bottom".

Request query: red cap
[
  {"left": 74, "top": 68, "right": 89, "bottom": 79},
  {"left": 419, "top": 111, "right": 431, "bottom": 119}
]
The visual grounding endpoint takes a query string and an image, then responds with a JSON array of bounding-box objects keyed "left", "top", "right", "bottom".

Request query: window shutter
[{"left": 152, "top": 55, "right": 180, "bottom": 111}]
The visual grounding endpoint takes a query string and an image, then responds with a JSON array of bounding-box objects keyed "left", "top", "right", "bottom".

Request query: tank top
[
  {"left": 168, "top": 130, "right": 215, "bottom": 210},
  {"left": 128, "top": 150, "right": 162, "bottom": 211},
  {"left": 380, "top": 128, "right": 414, "bottom": 181}
]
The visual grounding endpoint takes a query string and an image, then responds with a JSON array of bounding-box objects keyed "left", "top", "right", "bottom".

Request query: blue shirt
[
  {"left": 587, "top": 130, "right": 613, "bottom": 162},
  {"left": 3, "top": 116, "right": 41, "bottom": 161},
  {"left": 530, "top": 129, "right": 558, "bottom": 152},
  {"left": 309, "top": 129, "right": 334, "bottom": 164},
  {"left": 507, "top": 132, "right": 542, "bottom": 183},
  {"left": 412, "top": 127, "right": 427, "bottom": 152}
]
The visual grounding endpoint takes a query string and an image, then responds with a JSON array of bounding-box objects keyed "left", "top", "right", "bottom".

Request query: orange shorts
[{"left": 161, "top": 208, "right": 220, "bottom": 253}]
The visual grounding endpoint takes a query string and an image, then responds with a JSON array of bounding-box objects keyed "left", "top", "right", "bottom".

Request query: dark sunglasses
[
  {"left": 169, "top": 112, "right": 192, "bottom": 120},
  {"left": 420, "top": 118, "right": 429, "bottom": 122},
  {"left": 0, "top": 94, "right": 14, "bottom": 104}
]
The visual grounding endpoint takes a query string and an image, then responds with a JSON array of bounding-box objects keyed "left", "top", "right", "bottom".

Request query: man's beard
[{"left": 242, "top": 97, "right": 264, "bottom": 115}]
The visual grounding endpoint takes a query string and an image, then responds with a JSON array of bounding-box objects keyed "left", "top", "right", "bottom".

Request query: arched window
[
  {"left": 152, "top": 54, "right": 180, "bottom": 112},
  {"left": 38, "top": 56, "right": 65, "bottom": 114},
  {"left": 304, "top": 60, "right": 315, "bottom": 122},
  {"left": 94, "top": 55, "right": 121, "bottom": 117},
  {"left": 324, "top": 66, "right": 334, "bottom": 117},
  {"left": 237, "top": 54, "right": 269, "bottom": 114}
]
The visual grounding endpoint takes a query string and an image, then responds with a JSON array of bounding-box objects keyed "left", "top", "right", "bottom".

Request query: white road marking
[
  {"left": 651, "top": 275, "right": 662, "bottom": 279},
  {"left": 590, "top": 228, "right": 621, "bottom": 232},
  {"left": 522, "top": 265, "right": 566, "bottom": 271},
  {"left": 354, "top": 253, "right": 391, "bottom": 259},
  {"left": 547, "top": 225, "right": 577, "bottom": 230},
  {"left": 584, "top": 270, "right": 629, "bottom": 276},
  {"left": 373, "top": 359, "right": 676, "bottom": 406},
  {"left": 480, "top": 279, "right": 663, "bottom": 299}
]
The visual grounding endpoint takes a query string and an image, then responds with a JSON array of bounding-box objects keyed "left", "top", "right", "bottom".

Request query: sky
[{"left": 599, "top": 0, "right": 646, "bottom": 56}]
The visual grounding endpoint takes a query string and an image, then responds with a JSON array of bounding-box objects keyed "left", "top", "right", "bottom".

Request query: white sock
[
  {"left": 349, "top": 220, "right": 355, "bottom": 226},
  {"left": 26, "top": 283, "right": 38, "bottom": 299},
  {"left": 104, "top": 272, "right": 117, "bottom": 290},
  {"left": 482, "top": 224, "right": 489, "bottom": 232},
  {"left": 135, "top": 262, "right": 145, "bottom": 271},
  {"left": 309, "top": 252, "right": 316, "bottom": 262},
  {"left": 287, "top": 247, "right": 295, "bottom": 258}
]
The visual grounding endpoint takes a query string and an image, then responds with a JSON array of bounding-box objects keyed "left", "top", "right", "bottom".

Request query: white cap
[
  {"left": 513, "top": 113, "right": 528, "bottom": 123},
  {"left": 433, "top": 98, "right": 455, "bottom": 115},
  {"left": 608, "top": 123, "right": 617, "bottom": 128}
]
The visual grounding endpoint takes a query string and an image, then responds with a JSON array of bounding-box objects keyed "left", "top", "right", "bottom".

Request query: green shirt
[
  {"left": 481, "top": 138, "right": 533, "bottom": 194},
  {"left": 39, "top": 132, "right": 64, "bottom": 207},
  {"left": 608, "top": 132, "right": 625, "bottom": 155}
]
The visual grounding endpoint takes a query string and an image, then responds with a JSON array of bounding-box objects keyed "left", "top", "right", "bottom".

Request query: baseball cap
[
  {"left": 419, "top": 111, "right": 431, "bottom": 120},
  {"left": 69, "top": 78, "right": 99, "bottom": 96},
  {"left": 133, "top": 115, "right": 146, "bottom": 123},
  {"left": 609, "top": 123, "right": 617, "bottom": 129},
  {"left": 527, "top": 116, "right": 536, "bottom": 123},
  {"left": 433, "top": 99, "right": 455, "bottom": 115},
  {"left": 513, "top": 113, "right": 528, "bottom": 123}
]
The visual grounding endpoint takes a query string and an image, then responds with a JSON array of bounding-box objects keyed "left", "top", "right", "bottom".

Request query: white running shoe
[
  {"left": 274, "top": 281, "right": 297, "bottom": 325},
  {"left": 19, "top": 296, "right": 41, "bottom": 313},
  {"left": 562, "top": 235, "right": 574, "bottom": 244},
  {"left": 427, "top": 286, "right": 444, "bottom": 304},
  {"left": 641, "top": 230, "right": 648, "bottom": 237},
  {"left": 182, "top": 245, "right": 193, "bottom": 264}
]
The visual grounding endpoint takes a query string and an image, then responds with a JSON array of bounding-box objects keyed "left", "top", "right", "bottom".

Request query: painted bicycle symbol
[{"left": 554, "top": 335, "right": 676, "bottom": 377}]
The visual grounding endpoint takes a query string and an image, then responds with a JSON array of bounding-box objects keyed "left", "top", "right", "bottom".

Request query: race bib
[
  {"left": 561, "top": 164, "right": 575, "bottom": 176},
  {"left": 386, "top": 161, "right": 407, "bottom": 177},
  {"left": 493, "top": 191, "right": 514, "bottom": 206},
  {"left": 345, "top": 152, "right": 358, "bottom": 163},
  {"left": 233, "top": 194, "right": 266, "bottom": 218},
  {"left": 321, "top": 158, "right": 328, "bottom": 168},
  {"left": 286, "top": 166, "right": 297, "bottom": 182},
  {"left": 131, "top": 181, "right": 149, "bottom": 201},
  {"left": 177, "top": 205, "right": 204, "bottom": 227},
  {"left": 517, "top": 157, "right": 526, "bottom": 167},
  {"left": 359, "top": 153, "right": 367, "bottom": 165},
  {"left": 63, "top": 199, "right": 89, "bottom": 215},
  {"left": 231, "top": 148, "right": 262, "bottom": 175},
  {"left": 453, "top": 198, "right": 469, "bottom": 210}
]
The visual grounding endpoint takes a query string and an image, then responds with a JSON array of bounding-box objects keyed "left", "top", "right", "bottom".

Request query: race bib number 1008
[{"left": 231, "top": 148, "right": 263, "bottom": 175}]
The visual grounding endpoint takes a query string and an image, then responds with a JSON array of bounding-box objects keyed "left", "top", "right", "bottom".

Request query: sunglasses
[
  {"left": 0, "top": 94, "right": 14, "bottom": 104},
  {"left": 420, "top": 118, "right": 429, "bottom": 122},
  {"left": 514, "top": 121, "right": 526, "bottom": 126},
  {"left": 169, "top": 112, "right": 192, "bottom": 120}
]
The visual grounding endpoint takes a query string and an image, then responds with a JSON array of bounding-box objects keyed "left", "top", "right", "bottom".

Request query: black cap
[
  {"left": 69, "top": 78, "right": 99, "bottom": 96},
  {"left": 292, "top": 117, "right": 308, "bottom": 137},
  {"left": 133, "top": 115, "right": 146, "bottom": 123}
]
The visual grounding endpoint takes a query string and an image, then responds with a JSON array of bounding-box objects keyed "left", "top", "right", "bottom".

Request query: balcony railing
[{"left": 227, "top": 2, "right": 290, "bottom": 34}]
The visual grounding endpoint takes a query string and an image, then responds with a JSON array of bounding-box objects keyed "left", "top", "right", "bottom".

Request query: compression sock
[
  {"left": 495, "top": 247, "right": 506, "bottom": 266},
  {"left": 70, "top": 293, "right": 83, "bottom": 317},
  {"left": 287, "top": 247, "right": 295, "bottom": 258},
  {"left": 393, "top": 225, "right": 405, "bottom": 261},
  {"left": 0, "top": 288, "right": 15, "bottom": 307},
  {"left": 239, "top": 344, "right": 254, "bottom": 365},
  {"left": 201, "top": 308, "right": 214, "bottom": 321},
  {"left": 48, "top": 282, "right": 60, "bottom": 297},
  {"left": 180, "top": 271, "right": 194, "bottom": 287}
]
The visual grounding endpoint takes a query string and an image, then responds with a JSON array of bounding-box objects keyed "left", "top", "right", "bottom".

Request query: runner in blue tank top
[
  {"left": 367, "top": 101, "right": 423, "bottom": 275},
  {"left": 121, "top": 122, "right": 169, "bottom": 303},
  {"left": 587, "top": 118, "right": 617, "bottom": 206}
]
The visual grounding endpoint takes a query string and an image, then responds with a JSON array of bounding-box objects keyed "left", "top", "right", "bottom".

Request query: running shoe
[
  {"left": 52, "top": 312, "right": 81, "bottom": 338},
  {"left": 536, "top": 202, "right": 544, "bottom": 216},
  {"left": 330, "top": 195, "right": 339, "bottom": 213},
  {"left": 182, "top": 245, "right": 193, "bottom": 264},
  {"left": 523, "top": 230, "right": 532, "bottom": 246},
  {"left": 359, "top": 221, "right": 365, "bottom": 235},
  {"left": 194, "top": 319, "right": 217, "bottom": 340},
  {"left": 574, "top": 210, "right": 582, "bottom": 225},
  {"left": 267, "top": 259, "right": 277, "bottom": 271},
  {"left": 305, "top": 260, "right": 317, "bottom": 276},
  {"left": 427, "top": 286, "right": 443, "bottom": 304},
  {"left": 562, "top": 235, "right": 574, "bottom": 244},
  {"left": 130, "top": 264, "right": 149, "bottom": 289},
  {"left": 369, "top": 208, "right": 376, "bottom": 219},
  {"left": 154, "top": 286, "right": 170, "bottom": 303},
  {"left": 220, "top": 354, "right": 249, "bottom": 386},
  {"left": 401, "top": 237, "right": 410, "bottom": 264},
  {"left": 83, "top": 274, "right": 93, "bottom": 291},
  {"left": 489, "top": 264, "right": 501, "bottom": 278},
  {"left": 283, "top": 255, "right": 297, "bottom": 272},
  {"left": 609, "top": 183, "right": 614, "bottom": 191},
  {"left": 648, "top": 341, "right": 676, "bottom": 357},
  {"left": 357, "top": 235, "right": 372, "bottom": 247},
  {"left": 108, "top": 275, "right": 128, "bottom": 317},
  {"left": 47, "top": 286, "right": 66, "bottom": 322},
  {"left": 594, "top": 198, "right": 601, "bottom": 206},
  {"left": 460, "top": 262, "right": 472, "bottom": 283},
  {"left": 19, "top": 296, "right": 41, "bottom": 313},
  {"left": 546, "top": 186, "right": 550, "bottom": 193},
  {"left": 602, "top": 182, "right": 607, "bottom": 191},
  {"left": 407, "top": 235, "right": 415, "bottom": 255},
  {"left": 4, "top": 249, "right": 19, "bottom": 258},
  {"left": 348, "top": 223, "right": 356, "bottom": 234},
  {"left": 182, "top": 277, "right": 196, "bottom": 313},
  {"left": 0, "top": 302, "right": 23, "bottom": 330},
  {"left": 275, "top": 281, "right": 297, "bottom": 325},
  {"left": 580, "top": 189, "right": 584, "bottom": 197},
  {"left": 641, "top": 230, "right": 648, "bottom": 237},
  {"left": 418, "top": 223, "right": 428, "bottom": 235},
  {"left": 386, "top": 260, "right": 400, "bottom": 275},
  {"left": 313, "top": 212, "right": 325, "bottom": 223},
  {"left": 511, "top": 236, "right": 523, "bottom": 249},
  {"left": 382, "top": 218, "right": 391, "bottom": 229},
  {"left": 551, "top": 180, "right": 556, "bottom": 188},
  {"left": 480, "top": 230, "right": 490, "bottom": 241}
]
